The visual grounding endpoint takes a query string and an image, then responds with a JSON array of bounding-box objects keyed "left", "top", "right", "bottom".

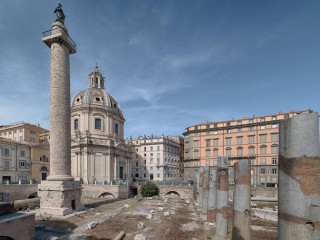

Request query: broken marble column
[
  {"left": 214, "top": 156, "right": 229, "bottom": 240},
  {"left": 208, "top": 169, "right": 217, "bottom": 223},
  {"left": 232, "top": 160, "right": 251, "bottom": 240},
  {"left": 202, "top": 166, "right": 210, "bottom": 214},
  {"left": 195, "top": 172, "right": 200, "bottom": 201},
  {"left": 278, "top": 112, "right": 320, "bottom": 240},
  {"left": 198, "top": 167, "right": 204, "bottom": 207}
]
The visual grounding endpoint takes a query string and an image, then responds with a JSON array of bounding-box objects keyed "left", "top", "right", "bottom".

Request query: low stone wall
[
  {"left": 158, "top": 186, "right": 193, "bottom": 198},
  {"left": 228, "top": 187, "right": 278, "bottom": 200},
  {"left": 0, "top": 184, "right": 38, "bottom": 201},
  {"left": 81, "top": 185, "right": 133, "bottom": 199},
  {"left": 253, "top": 208, "right": 278, "bottom": 222},
  {"left": 0, "top": 212, "right": 35, "bottom": 240}
]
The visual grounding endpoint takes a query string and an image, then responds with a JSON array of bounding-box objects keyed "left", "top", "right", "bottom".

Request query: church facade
[{"left": 70, "top": 67, "right": 132, "bottom": 183}]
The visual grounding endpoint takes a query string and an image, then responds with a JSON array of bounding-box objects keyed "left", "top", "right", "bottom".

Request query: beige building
[
  {"left": 0, "top": 137, "right": 31, "bottom": 183},
  {"left": 128, "top": 135, "right": 180, "bottom": 181},
  {"left": 70, "top": 67, "right": 132, "bottom": 183},
  {"left": 183, "top": 109, "right": 313, "bottom": 186},
  {"left": 0, "top": 122, "right": 49, "bottom": 143},
  {"left": 30, "top": 143, "right": 50, "bottom": 182},
  {"left": 0, "top": 122, "right": 50, "bottom": 183}
]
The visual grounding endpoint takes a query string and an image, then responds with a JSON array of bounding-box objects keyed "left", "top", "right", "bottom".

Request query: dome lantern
[{"left": 88, "top": 66, "right": 105, "bottom": 89}]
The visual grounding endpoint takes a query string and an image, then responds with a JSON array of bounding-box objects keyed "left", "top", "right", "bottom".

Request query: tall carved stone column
[{"left": 38, "top": 6, "right": 83, "bottom": 216}]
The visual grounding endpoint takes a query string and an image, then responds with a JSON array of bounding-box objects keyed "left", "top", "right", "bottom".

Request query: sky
[{"left": 0, "top": 0, "right": 319, "bottom": 138}]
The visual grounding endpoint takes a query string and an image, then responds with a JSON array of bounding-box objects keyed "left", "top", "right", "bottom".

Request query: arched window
[
  {"left": 271, "top": 144, "right": 278, "bottom": 154},
  {"left": 260, "top": 145, "right": 267, "bottom": 155},
  {"left": 95, "top": 118, "right": 102, "bottom": 130},
  {"left": 95, "top": 77, "right": 99, "bottom": 86}
]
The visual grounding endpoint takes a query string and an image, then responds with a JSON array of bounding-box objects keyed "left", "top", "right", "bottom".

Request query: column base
[{"left": 38, "top": 180, "right": 84, "bottom": 216}]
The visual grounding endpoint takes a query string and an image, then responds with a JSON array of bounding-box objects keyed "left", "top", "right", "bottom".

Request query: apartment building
[
  {"left": 0, "top": 122, "right": 49, "bottom": 143},
  {"left": 128, "top": 135, "right": 180, "bottom": 181},
  {"left": 183, "top": 109, "right": 313, "bottom": 186},
  {"left": 0, "top": 137, "right": 31, "bottom": 184},
  {"left": 169, "top": 136, "right": 184, "bottom": 178}
]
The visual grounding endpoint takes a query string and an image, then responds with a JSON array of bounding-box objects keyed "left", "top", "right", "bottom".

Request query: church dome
[{"left": 71, "top": 67, "right": 122, "bottom": 115}]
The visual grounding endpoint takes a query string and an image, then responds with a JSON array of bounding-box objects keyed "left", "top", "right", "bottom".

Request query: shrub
[{"left": 141, "top": 181, "right": 159, "bottom": 197}]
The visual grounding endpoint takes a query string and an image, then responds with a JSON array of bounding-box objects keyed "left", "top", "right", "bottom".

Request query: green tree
[{"left": 141, "top": 181, "right": 159, "bottom": 197}]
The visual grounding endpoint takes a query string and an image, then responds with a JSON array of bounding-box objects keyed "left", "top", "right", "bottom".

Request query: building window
[
  {"left": 271, "top": 144, "right": 278, "bottom": 154},
  {"left": 206, "top": 160, "right": 210, "bottom": 166},
  {"left": 195, "top": 126, "right": 198, "bottom": 130},
  {"left": 206, "top": 149, "right": 210, "bottom": 157},
  {"left": 260, "top": 135, "right": 266, "bottom": 143},
  {"left": 248, "top": 136, "right": 254, "bottom": 144},
  {"left": 194, "top": 133, "right": 198, "bottom": 136},
  {"left": 237, "top": 121, "right": 242, "bottom": 125},
  {"left": 237, "top": 147, "right": 243, "bottom": 157},
  {"left": 213, "top": 149, "right": 218, "bottom": 157},
  {"left": 272, "top": 169, "right": 277, "bottom": 174},
  {"left": 136, "top": 162, "right": 138, "bottom": 166},
  {"left": 206, "top": 140, "right": 210, "bottom": 147},
  {"left": 4, "top": 161, "right": 9, "bottom": 169},
  {"left": 249, "top": 127, "right": 254, "bottom": 131},
  {"left": 272, "top": 158, "right": 277, "bottom": 164},
  {"left": 157, "top": 173, "right": 160, "bottom": 178},
  {"left": 214, "top": 124, "right": 218, "bottom": 128},
  {"left": 206, "top": 125, "right": 210, "bottom": 129},
  {"left": 226, "top": 129, "right": 231, "bottom": 133},
  {"left": 249, "top": 119, "right": 253, "bottom": 123},
  {"left": 150, "top": 146, "right": 153, "bottom": 151},
  {"left": 144, "top": 160, "right": 146, "bottom": 164},
  {"left": 237, "top": 128, "right": 242, "bottom": 132},
  {"left": 19, "top": 136, "right": 23, "bottom": 141},
  {"left": 95, "top": 118, "right": 102, "bottom": 130},
  {"left": 206, "top": 131, "right": 210, "bottom": 135},
  {"left": 19, "top": 161, "right": 26, "bottom": 169},
  {"left": 227, "top": 122, "right": 231, "bottom": 126},
  {"left": 157, "top": 153, "right": 160, "bottom": 156},
  {"left": 2, "top": 148, "right": 9, "bottom": 156},
  {"left": 194, "top": 151, "right": 199, "bottom": 158},
  {"left": 150, "top": 159, "right": 153, "bottom": 164},
  {"left": 260, "top": 118, "right": 265, "bottom": 122},
  {"left": 226, "top": 148, "right": 231, "bottom": 157},
  {"left": 284, "top": 114, "right": 289, "bottom": 119},
  {"left": 194, "top": 141, "right": 199, "bottom": 148},
  {"left": 213, "top": 139, "right": 218, "bottom": 146},
  {"left": 74, "top": 119, "right": 79, "bottom": 130},
  {"left": 115, "top": 123, "right": 119, "bottom": 135},
  {"left": 237, "top": 137, "right": 243, "bottom": 145},
  {"left": 260, "top": 158, "right": 266, "bottom": 165},
  {"left": 226, "top": 138, "right": 231, "bottom": 146},
  {"left": 272, "top": 116, "right": 277, "bottom": 120},
  {"left": 272, "top": 124, "right": 277, "bottom": 129},
  {"left": 271, "top": 134, "right": 278, "bottom": 142},
  {"left": 260, "top": 168, "right": 266, "bottom": 174},
  {"left": 40, "top": 155, "right": 48, "bottom": 162},
  {"left": 260, "top": 145, "right": 267, "bottom": 155},
  {"left": 214, "top": 131, "right": 218, "bottom": 135},
  {"left": 157, "top": 146, "right": 160, "bottom": 151},
  {"left": 21, "top": 151, "right": 25, "bottom": 157},
  {"left": 260, "top": 125, "right": 266, "bottom": 130},
  {"left": 249, "top": 147, "right": 255, "bottom": 156},
  {"left": 250, "top": 159, "right": 254, "bottom": 165}
]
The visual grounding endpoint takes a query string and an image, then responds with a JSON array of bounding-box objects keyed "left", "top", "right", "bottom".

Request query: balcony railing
[{"left": 42, "top": 26, "right": 77, "bottom": 51}]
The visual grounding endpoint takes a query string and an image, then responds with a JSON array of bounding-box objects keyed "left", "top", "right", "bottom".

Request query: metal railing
[{"left": 42, "top": 26, "right": 77, "bottom": 51}]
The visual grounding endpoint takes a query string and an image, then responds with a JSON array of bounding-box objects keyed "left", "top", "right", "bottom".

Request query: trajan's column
[{"left": 38, "top": 4, "right": 83, "bottom": 216}]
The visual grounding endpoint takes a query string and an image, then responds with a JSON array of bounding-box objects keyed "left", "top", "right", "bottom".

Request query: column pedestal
[{"left": 38, "top": 180, "right": 83, "bottom": 216}]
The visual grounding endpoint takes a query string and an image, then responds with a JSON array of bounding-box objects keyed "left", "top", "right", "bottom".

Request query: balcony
[{"left": 42, "top": 26, "right": 77, "bottom": 54}]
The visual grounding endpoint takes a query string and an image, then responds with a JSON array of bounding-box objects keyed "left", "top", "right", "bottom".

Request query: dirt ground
[{"left": 35, "top": 197, "right": 278, "bottom": 240}]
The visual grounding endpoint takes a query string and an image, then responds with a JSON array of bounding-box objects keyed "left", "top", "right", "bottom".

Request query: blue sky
[{"left": 0, "top": 0, "right": 319, "bottom": 138}]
